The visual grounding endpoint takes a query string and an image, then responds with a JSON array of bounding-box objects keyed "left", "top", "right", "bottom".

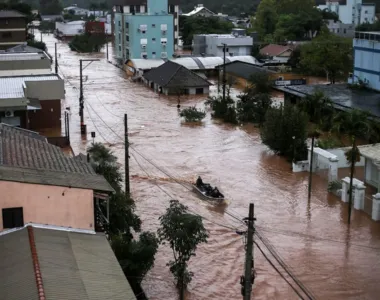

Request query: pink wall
[{"left": 0, "top": 181, "right": 94, "bottom": 231}]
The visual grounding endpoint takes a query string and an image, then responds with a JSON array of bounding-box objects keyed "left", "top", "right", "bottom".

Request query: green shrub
[
  {"left": 328, "top": 180, "right": 342, "bottom": 192},
  {"left": 180, "top": 106, "right": 206, "bottom": 122},
  {"left": 316, "top": 135, "right": 343, "bottom": 149},
  {"left": 210, "top": 95, "right": 237, "bottom": 124}
]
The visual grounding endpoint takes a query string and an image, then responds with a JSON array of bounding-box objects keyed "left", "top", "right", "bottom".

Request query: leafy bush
[
  {"left": 316, "top": 135, "right": 343, "bottom": 149},
  {"left": 260, "top": 104, "right": 309, "bottom": 161},
  {"left": 327, "top": 180, "right": 342, "bottom": 192},
  {"left": 180, "top": 106, "right": 206, "bottom": 122},
  {"left": 210, "top": 95, "right": 237, "bottom": 124},
  {"left": 236, "top": 92, "right": 272, "bottom": 125},
  {"left": 69, "top": 33, "right": 106, "bottom": 52}
]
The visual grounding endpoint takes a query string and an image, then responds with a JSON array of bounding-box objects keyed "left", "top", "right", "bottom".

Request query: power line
[{"left": 254, "top": 240, "right": 306, "bottom": 300}]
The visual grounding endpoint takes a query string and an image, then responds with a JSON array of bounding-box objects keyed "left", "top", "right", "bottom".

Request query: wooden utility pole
[
  {"left": 243, "top": 203, "right": 256, "bottom": 300},
  {"left": 106, "top": 33, "right": 109, "bottom": 61},
  {"left": 79, "top": 59, "right": 99, "bottom": 135},
  {"left": 348, "top": 138, "right": 357, "bottom": 224},
  {"left": 55, "top": 43, "right": 58, "bottom": 74},
  {"left": 222, "top": 43, "right": 227, "bottom": 101},
  {"left": 124, "top": 114, "right": 130, "bottom": 195}
]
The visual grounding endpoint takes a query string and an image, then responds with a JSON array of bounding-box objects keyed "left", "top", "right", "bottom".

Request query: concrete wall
[
  {"left": 326, "top": 20, "right": 355, "bottom": 38},
  {"left": 365, "top": 158, "right": 380, "bottom": 190},
  {"left": 327, "top": 148, "right": 365, "bottom": 168},
  {"left": 25, "top": 79, "right": 65, "bottom": 101},
  {"left": 0, "top": 181, "right": 94, "bottom": 231},
  {"left": 353, "top": 37, "right": 380, "bottom": 92}
]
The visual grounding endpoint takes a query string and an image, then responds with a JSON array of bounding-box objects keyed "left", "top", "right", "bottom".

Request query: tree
[
  {"left": 332, "top": 109, "right": 374, "bottom": 224},
  {"left": 236, "top": 72, "right": 273, "bottom": 124},
  {"left": 27, "top": 40, "right": 47, "bottom": 51},
  {"left": 299, "top": 31, "right": 352, "bottom": 83},
  {"left": 209, "top": 95, "right": 238, "bottom": 124},
  {"left": 89, "top": 2, "right": 98, "bottom": 16},
  {"left": 180, "top": 15, "right": 234, "bottom": 46},
  {"left": 158, "top": 200, "right": 208, "bottom": 299},
  {"left": 87, "top": 143, "right": 158, "bottom": 293},
  {"left": 321, "top": 9, "right": 339, "bottom": 21},
  {"left": 39, "top": 0, "right": 62, "bottom": 15},
  {"left": 260, "top": 104, "right": 309, "bottom": 161},
  {"left": 298, "top": 91, "right": 334, "bottom": 125},
  {"left": 253, "top": 0, "right": 278, "bottom": 39},
  {"left": 69, "top": 31, "right": 106, "bottom": 52},
  {"left": 276, "top": 0, "right": 314, "bottom": 15},
  {"left": 356, "top": 20, "right": 380, "bottom": 31},
  {"left": 179, "top": 106, "right": 206, "bottom": 122}
]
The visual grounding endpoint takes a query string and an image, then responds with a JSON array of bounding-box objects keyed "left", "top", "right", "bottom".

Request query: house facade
[
  {"left": 325, "top": 19, "right": 355, "bottom": 38},
  {"left": 318, "top": 0, "right": 376, "bottom": 25},
  {"left": 0, "top": 75, "right": 65, "bottom": 130},
  {"left": 114, "top": 0, "right": 174, "bottom": 61},
  {"left": 193, "top": 29, "right": 253, "bottom": 57},
  {"left": 259, "top": 44, "right": 293, "bottom": 64},
  {"left": 350, "top": 31, "right": 380, "bottom": 92},
  {"left": 0, "top": 10, "right": 27, "bottom": 50},
  {"left": 358, "top": 144, "right": 380, "bottom": 192},
  {"left": 113, "top": 0, "right": 179, "bottom": 50},
  {"left": 0, "top": 124, "right": 113, "bottom": 232}
]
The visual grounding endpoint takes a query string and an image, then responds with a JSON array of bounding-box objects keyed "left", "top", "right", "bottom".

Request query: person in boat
[
  {"left": 211, "top": 187, "right": 222, "bottom": 198},
  {"left": 196, "top": 176, "right": 203, "bottom": 187}
]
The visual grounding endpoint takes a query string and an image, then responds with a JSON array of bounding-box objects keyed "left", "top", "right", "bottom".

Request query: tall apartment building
[
  {"left": 113, "top": 0, "right": 179, "bottom": 50},
  {"left": 349, "top": 31, "right": 380, "bottom": 92},
  {"left": 0, "top": 10, "right": 27, "bottom": 50},
  {"left": 114, "top": 0, "right": 174, "bottom": 61},
  {"left": 317, "top": 0, "right": 376, "bottom": 25}
]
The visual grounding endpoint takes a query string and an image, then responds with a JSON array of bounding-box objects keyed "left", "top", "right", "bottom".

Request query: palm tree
[
  {"left": 333, "top": 109, "right": 373, "bottom": 224},
  {"left": 300, "top": 91, "right": 334, "bottom": 125}
]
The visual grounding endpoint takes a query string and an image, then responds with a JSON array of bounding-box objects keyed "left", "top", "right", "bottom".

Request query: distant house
[
  {"left": 259, "top": 44, "right": 294, "bottom": 63},
  {"left": 325, "top": 19, "right": 355, "bottom": 38},
  {"left": 142, "top": 60, "right": 211, "bottom": 95},
  {"left": 183, "top": 4, "right": 216, "bottom": 17},
  {"left": 0, "top": 225, "right": 136, "bottom": 300},
  {"left": 40, "top": 14, "right": 63, "bottom": 22},
  {"left": 0, "top": 124, "right": 114, "bottom": 232},
  {"left": 0, "top": 10, "right": 27, "bottom": 50},
  {"left": 193, "top": 29, "right": 253, "bottom": 57},
  {"left": 55, "top": 20, "right": 85, "bottom": 39},
  {"left": 0, "top": 74, "right": 65, "bottom": 130}
]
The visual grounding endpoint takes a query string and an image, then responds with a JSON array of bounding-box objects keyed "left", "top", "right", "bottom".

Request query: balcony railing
[{"left": 355, "top": 31, "right": 380, "bottom": 41}]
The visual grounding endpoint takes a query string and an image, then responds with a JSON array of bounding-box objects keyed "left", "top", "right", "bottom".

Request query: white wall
[
  {"left": 360, "top": 5, "right": 376, "bottom": 24},
  {"left": 327, "top": 148, "right": 365, "bottom": 168}
]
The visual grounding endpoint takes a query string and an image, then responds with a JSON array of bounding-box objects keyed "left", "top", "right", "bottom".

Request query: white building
[
  {"left": 183, "top": 4, "right": 216, "bottom": 17},
  {"left": 348, "top": 31, "right": 380, "bottom": 91},
  {"left": 325, "top": 19, "right": 355, "bottom": 37},
  {"left": 318, "top": 0, "right": 376, "bottom": 25},
  {"left": 63, "top": 6, "right": 90, "bottom": 16},
  {"left": 193, "top": 29, "right": 253, "bottom": 57}
]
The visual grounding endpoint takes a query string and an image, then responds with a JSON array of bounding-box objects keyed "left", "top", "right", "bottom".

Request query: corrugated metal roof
[
  {"left": 227, "top": 56, "right": 259, "bottom": 64},
  {"left": 0, "top": 123, "right": 114, "bottom": 192},
  {"left": 170, "top": 57, "right": 200, "bottom": 69},
  {"left": 0, "top": 53, "right": 45, "bottom": 61},
  {"left": 128, "top": 59, "right": 165, "bottom": 70},
  {"left": 358, "top": 143, "right": 380, "bottom": 163},
  {"left": 195, "top": 57, "right": 224, "bottom": 69},
  {"left": 0, "top": 228, "right": 39, "bottom": 300},
  {"left": 0, "top": 75, "right": 60, "bottom": 99},
  {"left": 33, "top": 227, "right": 136, "bottom": 300}
]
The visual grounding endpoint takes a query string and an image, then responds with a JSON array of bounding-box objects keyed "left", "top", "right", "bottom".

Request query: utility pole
[
  {"left": 55, "top": 43, "right": 58, "bottom": 74},
  {"left": 239, "top": 203, "right": 256, "bottom": 300},
  {"left": 40, "top": 31, "right": 42, "bottom": 42},
  {"left": 222, "top": 43, "right": 227, "bottom": 101},
  {"left": 308, "top": 135, "right": 315, "bottom": 202},
  {"left": 124, "top": 114, "right": 130, "bottom": 195},
  {"left": 106, "top": 31, "right": 109, "bottom": 61},
  {"left": 79, "top": 59, "right": 99, "bottom": 135}
]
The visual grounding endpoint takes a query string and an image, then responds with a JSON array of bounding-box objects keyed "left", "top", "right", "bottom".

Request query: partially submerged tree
[
  {"left": 87, "top": 143, "right": 158, "bottom": 292},
  {"left": 298, "top": 91, "right": 334, "bottom": 126},
  {"left": 180, "top": 106, "right": 206, "bottom": 122},
  {"left": 210, "top": 95, "right": 238, "bottom": 124},
  {"left": 158, "top": 200, "right": 208, "bottom": 299},
  {"left": 260, "top": 104, "right": 309, "bottom": 161}
]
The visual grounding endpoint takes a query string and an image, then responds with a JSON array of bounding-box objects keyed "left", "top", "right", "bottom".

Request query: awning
[{"left": 27, "top": 98, "right": 41, "bottom": 110}]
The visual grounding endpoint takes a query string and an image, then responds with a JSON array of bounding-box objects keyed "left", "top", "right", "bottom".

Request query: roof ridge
[
  {"left": 184, "top": 66, "right": 211, "bottom": 85},
  {"left": 163, "top": 61, "right": 182, "bottom": 86},
  {"left": 27, "top": 226, "right": 46, "bottom": 300}
]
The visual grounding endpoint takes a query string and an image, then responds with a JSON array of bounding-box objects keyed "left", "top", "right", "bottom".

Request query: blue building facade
[
  {"left": 349, "top": 31, "right": 380, "bottom": 92},
  {"left": 114, "top": 0, "right": 174, "bottom": 61}
]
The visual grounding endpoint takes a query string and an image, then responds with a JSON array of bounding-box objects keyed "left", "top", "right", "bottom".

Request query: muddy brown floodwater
[{"left": 43, "top": 32, "right": 380, "bottom": 300}]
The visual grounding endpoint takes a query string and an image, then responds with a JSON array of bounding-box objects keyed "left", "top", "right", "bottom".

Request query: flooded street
[{"left": 44, "top": 33, "right": 380, "bottom": 300}]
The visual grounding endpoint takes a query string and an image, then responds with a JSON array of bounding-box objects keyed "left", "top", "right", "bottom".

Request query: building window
[
  {"left": 152, "top": 52, "right": 156, "bottom": 55},
  {"left": 344, "top": 29, "right": 347, "bottom": 34},
  {"left": 126, "top": 35, "right": 129, "bottom": 41},
  {"left": 169, "top": 4, "right": 175, "bottom": 13},
  {"left": 119, "top": 46, "right": 121, "bottom": 52},
  {"left": 126, "top": 22, "right": 129, "bottom": 28},
  {"left": 365, "top": 10, "right": 368, "bottom": 14},
  {"left": 135, "top": 5, "right": 140, "bottom": 13},
  {"left": 196, "top": 88, "right": 203, "bottom": 94},
  {"left": 2, "top": 207, "right": 24, "bottom": 229},
  {"left": 152, "top": 24, "right": 156, "bottom": 28},
  {"left": 152, "top": 37, "right": 156, "bottom": 42},
  {"left": 2, "top": 32, "right": 12, "bottom": 38},
  {"left": 118, "top": 20, "right": 121, "bottom": 26}
]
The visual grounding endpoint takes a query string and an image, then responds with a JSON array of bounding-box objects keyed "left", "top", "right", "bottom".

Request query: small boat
[{"left": 192, "top": 179, "right": 225, "bottom": 202}]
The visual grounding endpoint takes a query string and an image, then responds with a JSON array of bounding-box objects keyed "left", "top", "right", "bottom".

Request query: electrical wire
[{"left": 254, "top": 240, "right": 306, "bottom": 300}]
